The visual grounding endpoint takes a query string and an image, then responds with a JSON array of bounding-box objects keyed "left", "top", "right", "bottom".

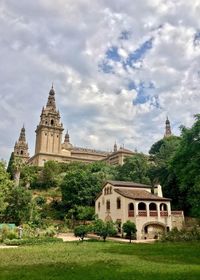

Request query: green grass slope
[{"left": 0, "top": 241, "right": 199, "bottom": 280}]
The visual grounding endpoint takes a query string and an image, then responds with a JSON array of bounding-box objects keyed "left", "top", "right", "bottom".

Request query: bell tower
[
  {"left": 164, "top": 117, "right": 172, "bottom": 137},
  {"left": 35, "top": 85, "right": 64, "bottom": 155},
  {"left": 14, "top": 126, "right": 29, "bottom": 163}
]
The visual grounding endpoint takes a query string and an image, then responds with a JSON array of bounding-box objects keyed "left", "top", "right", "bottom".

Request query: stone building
[
  {"left": 95, "top": 180, "right": 184, "bottom": 240},
  {"left": 12, "top": 86, "right": 173, "bottom": 167},
  {"left": 12, "top": 86, "right": 135, "bottom": 167}
]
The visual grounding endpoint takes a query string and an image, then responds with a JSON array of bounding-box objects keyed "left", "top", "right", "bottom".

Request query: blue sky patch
[{"left": 106, "top": 46, "right": 121, "bottom": 61}]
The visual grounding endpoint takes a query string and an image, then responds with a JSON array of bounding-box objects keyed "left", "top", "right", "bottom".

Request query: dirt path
[{"left": 57, "top": 233, "right": 155, "bottom": 243}]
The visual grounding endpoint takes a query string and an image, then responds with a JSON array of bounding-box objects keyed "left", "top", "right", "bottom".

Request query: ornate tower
[
  {"left": 113, "top": 142, "right": 118, "bottom": 152},
  {"left": 164, "top": 117, "right": 172, "bottom": 137},
  {"left": 35, "top": 85, "right": 64, "bottom": 155},
  {"left": 62, "top": 130, "right": 73, "bottom": 150},
  {"left": 14, "top": 126, "right": 29, "bottom": 163}
]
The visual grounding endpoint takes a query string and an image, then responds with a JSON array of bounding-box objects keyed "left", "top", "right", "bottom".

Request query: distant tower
[
  {"left": 113, "top": 142, "right": 118, "bottom": 152},
  {"left": 35, "top": 85, "right": 64, "bottom": 155},
  {"left": 164, "top": 117, "right": 172, "bottom": 137},
  {"left": 62, "top": 130, "right": 73, "bottom": 150},
  {"left": 14, "top": 126, "right": 29, "bottom": 163}
]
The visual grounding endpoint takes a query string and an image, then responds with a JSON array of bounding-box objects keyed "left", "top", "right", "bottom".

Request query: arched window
[
  {"left": 104, "top": 188, "right": 107, "bottom": 195},
  {"left": 109, "top": 187, "right": 112, "bottom": 194},
  {"left": 129, "top": 203, "right": 134, "bottom": 211},
  {"left": 160, "top": 203, "right": 167, "bottom": 211},
  {"left": 138, "top": 202, "right": 147, "bottom": 216},
  {"left": 98, "top": 202, "right": 100, "bottom": 211},
  {"left": 149, "top": 203, "right": 158, "bottom": 216},
  {"left": 149, "top": 203, "right": 157, "bottom": 211},
  {"left": 51, "top": 119, "right": 54, "bottom": 126},
  {"left": 160, "top": 203, "right": 168, "bottom": 216},
  {"left": 106, "top": 200, "right": 110, "bottom": 211},
  {"left": 128, "top": 203, "right": 134, "bottom": 217},
  {"left": 20, "top": 150, "right": 23, "bottom": 155},
  {"left": 116, "top": 198, "right": 121, "bottom": 209}
]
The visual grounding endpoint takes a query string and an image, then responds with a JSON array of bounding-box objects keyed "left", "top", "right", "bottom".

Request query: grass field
[{"left": 0, "top": 241, "right": 200, "bottom": 280}]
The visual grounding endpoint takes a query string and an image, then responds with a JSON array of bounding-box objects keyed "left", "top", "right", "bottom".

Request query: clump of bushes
[
  {"left": 0, "top": 225, "right": 18, "bottom": 242},
  {"left": 4, "top": 237, "right": 63, "bottom": 246},
  {"left": 161, "top": 227, "right": 200, "bottom": 242},
  {"left": 0, "top": 223, "right": 61, "bottom": 245}
]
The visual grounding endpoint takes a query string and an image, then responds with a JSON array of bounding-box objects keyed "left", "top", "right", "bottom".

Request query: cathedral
[{"left": 13, "top": 86, "right": 143, "bottom": 167}]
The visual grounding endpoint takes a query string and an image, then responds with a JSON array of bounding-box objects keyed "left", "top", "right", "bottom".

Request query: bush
[
  {"left": 74, "top": 225, "right": 89, "bottom": 241},
  {"left": 0, "top": 225, "right": 18, "bottom": 242},
  {"left": 92, "top": 219, "right": 117, "bottom": 241},
  {"left": 4, "top": 237, "right": 63, "bottom": 246},
  {"left": 122, "top": 221, "right": 137, "bottom": 243},
  {"left": 161, "top": 227, "right": 200, "bottom": 242}
]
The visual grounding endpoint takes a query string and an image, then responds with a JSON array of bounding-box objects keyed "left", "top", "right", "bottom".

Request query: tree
[
  {"left": 76, "top": 206, "right": 95, "bottom": 223},
  {"left": 74, "top": 225, "right": 89, "bottom": 241},
  {"left": 61, "top": 162, "right": 116, "bottom": 210},
  {"left": 148, "top": 136, "right": 181, "bottom": 209},
  {"left": 0, "top": 161, "right": 13, "bottom": 220},
  {"left": 12, "top": 157, "right": 24, "bottom": 186},
  {"left": 171, "top": 115, "right": 200, "bottom": 217},
  {"left": 122, "top": 220, "right": 137, "bottom": 243},
  {"left": 93, "top": 219, "right": 117, "bottom": 241},
  {"left": 4, "top": 186, "right": 32, "bottom": 225},
  {"left": 7, "top": 152, "right": 15, "bottom": 179},
  {"left": 41, "top": 161, "right": 61, "bottom": 188},
  {"left": 116, "top": 154, "right": 151, "bottom": 185}
]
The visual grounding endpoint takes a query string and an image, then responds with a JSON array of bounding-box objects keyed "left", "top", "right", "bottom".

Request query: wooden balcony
[
  {"left": 149, "top": 211, "right": 158, "bottom": 217},
  {"left": 138, "top": 210, "right": 147, "bottom": 217},
  {"left": 128, "top": 210, "right": 134, "bottom": 217}
]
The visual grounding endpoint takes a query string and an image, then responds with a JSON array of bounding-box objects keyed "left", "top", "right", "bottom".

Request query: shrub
[
  {"left": 4, "top": 237, "right": 63, "bottom": 246},
  {"left": 92, "top": 219, "right": 117, "bottom": 241},
  {"left": 161, "top": 227, "right": 200, "bottom": 242},
  {"left": 0, "top": 225, "right": 18, "bottom": 242},
  {"left": 74, "top": 225, "right": 89, "bottom": 241},
  {"left": 122, "top": 221, "right": 137, "bottom": 243}
]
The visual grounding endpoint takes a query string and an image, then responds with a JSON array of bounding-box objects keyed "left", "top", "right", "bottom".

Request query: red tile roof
[
  {"left": 114, "top": 188, "right": 171, "bottom": 201},
  {"left": 105, "top": 180, "right": 151, "bottom": 189}
]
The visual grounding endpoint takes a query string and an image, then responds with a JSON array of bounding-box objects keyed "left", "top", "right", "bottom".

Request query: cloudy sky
[{"left": 0, "top": 0, "right": 200, "bottom": 161}]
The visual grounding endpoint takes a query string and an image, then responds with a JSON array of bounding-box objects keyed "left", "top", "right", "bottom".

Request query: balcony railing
[
  {"left": 138, "top": 210, "right": 147, "bottom": 216},
  {"left": 171, "top": 211, "right": 183, "bottom": 216},
  {"left": 150, "top": 211, "right": 158, "bottom": 217},
  {"left": 160, "top": 211, "right": 168, "bottom": 217},
  {"left": 128, "top": 210, "right": 134, "bottom": 217}
]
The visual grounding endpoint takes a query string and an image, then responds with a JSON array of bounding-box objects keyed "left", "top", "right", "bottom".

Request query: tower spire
[
  {"left": 14, "top": 125, "right": 29, "bottom": 162},
  {"left": 46, "top": 85, "right": 56, "bottom": 109},
  {"left": 164, "top": 116, "right": 172, "bottom": 137}
]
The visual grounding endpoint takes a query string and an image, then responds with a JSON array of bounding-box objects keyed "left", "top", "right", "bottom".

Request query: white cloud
[{"left": 0, "top": 0, "right": 200, "bottom": 161}]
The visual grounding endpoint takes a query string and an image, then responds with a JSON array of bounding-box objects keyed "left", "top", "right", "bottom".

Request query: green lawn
[{"left": 0, "top": 241, "right": 200, "bottom": 280}]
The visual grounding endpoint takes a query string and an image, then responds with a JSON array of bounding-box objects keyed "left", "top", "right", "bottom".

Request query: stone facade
[
  {"left": 26, "top": 86, "right": 136, "bottom": 166},
  {"left": 95, "top": 181, "right": 184, "bottom": 240}
]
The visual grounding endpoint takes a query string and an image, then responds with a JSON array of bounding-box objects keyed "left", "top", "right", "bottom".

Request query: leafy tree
[
  {"left": 7, "top": 152, "right": 15, "bottom": 179},
  {"left": 76, "top": 206, "right": 95, "bottom": 223},
  {"left": 122, "top": 220, "right": 137, "bottom": 243},
  {"left": 148, "top": 136, "right": 181, "bottom": 209},
  {"left": 93, "top": 219, "right": 117, "bottom": 241},
  {"left": 12, "top": 157, "right": 24, "bottom": 186},
  {"left": 20, "top": 165, "right": 40, "bottom": 189},
  {"left": 74, "top": 225, "right": 89, "bottom": 241},
  {"left": 171, "top": 115, "right": 200, "bottom": 217},
  {"left": 4, "top": 186, "right": 32, "bottom": 225},
  {"left": 0, "top": 161, "right": 13, "bottom": 219},
  {"left": 61, "top": 162, "right": 116, "bottom": 210},
  {"left": 116, "top": 154, "right": 151, "bottom": 184},
  {"left": 41, "top": 161, "right": 61, "bottom": 188}
]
